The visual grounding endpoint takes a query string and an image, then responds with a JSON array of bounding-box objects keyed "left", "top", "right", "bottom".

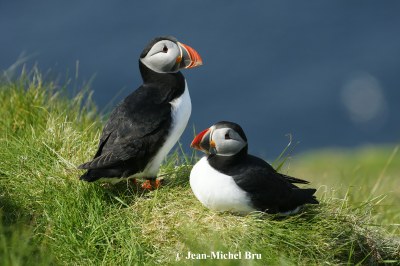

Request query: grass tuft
[{"left": 0, "top": 69, "right": 399, "bottom": 265}]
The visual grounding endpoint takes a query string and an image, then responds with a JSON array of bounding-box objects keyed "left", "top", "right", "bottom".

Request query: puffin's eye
[
  {"left": 225, "top": 133, "right": 231, "bottom": 140},
  {"left": 162, "top": 46, "right": 168, "bottom": 53}
]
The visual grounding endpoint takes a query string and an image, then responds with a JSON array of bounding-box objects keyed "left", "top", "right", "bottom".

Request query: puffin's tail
[
  {"left": 294, "top": 188, "right": 319, "bottom": 205},
  {"left": 281, "top": 174, "right": 310, "bottom": 184},
  {"left": 78, "top": 164, "right": 124, "bottom": 182},
  {"left": 278, "top": 188, "right": 318, "bottom": 215},
  {"left": 77, "top": 161, "right": 102, "bottom": 182},
  {"left": 78, "top": 170, "right": 100, "bottom": 182}
]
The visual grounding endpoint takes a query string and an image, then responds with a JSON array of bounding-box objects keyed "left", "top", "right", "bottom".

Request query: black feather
[
  {"left": 208, "top": 147, "right": 318, "bottom": 214},
  {"left": 78, "top": 60, "right": 185, "bottom": 181}
]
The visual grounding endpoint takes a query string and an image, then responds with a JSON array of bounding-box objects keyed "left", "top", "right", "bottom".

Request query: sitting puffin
[
  {"left": 190, "top": 121, "right": 318, "bottom": 215},
  {"left": 78, "top": 36, "right": 202, "bottom": 189}
]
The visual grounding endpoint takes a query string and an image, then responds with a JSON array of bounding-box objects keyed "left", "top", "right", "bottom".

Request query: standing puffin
[
  {"left": 190, "top": 121, "right": 318, "bottom": 215},
  {"left": 78, "top": 36, "right": 202, "bottom": 189}
]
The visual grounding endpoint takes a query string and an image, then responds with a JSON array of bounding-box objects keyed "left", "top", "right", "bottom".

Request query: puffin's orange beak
[
  {"left": 178, "top": 42, "right": 203, "bottom": 69},
  {"left": 190, "top": 128, "right": 211, "bottom": 153}
]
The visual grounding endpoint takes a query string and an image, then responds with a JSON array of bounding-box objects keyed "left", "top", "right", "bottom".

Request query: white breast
[
  {"left": 143, "top": 80, "right": 191, "bottom": 176},
  {"left": 190, "top": 157, "right": 256, "bottom": 214}
]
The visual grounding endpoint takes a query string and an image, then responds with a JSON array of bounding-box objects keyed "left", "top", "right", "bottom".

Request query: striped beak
[
  {"left": 191, "top": 128, "right": 215, "bottom": 154},
  {"left": 177, "top": 42, "right": 203, "bottom": 69}
]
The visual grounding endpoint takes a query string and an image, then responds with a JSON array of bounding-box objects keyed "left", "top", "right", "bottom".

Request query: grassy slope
[
  {"left": 291, "top": 146, "right": 400, "bottom": 235},
  {"left": 0, "top": 71, "right": 399, "bottom": 265}
]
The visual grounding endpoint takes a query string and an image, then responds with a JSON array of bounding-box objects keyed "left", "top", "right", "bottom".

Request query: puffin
[
  {"left": 78, "top": 36, "right": 202, "bottom": 189},
  {"left": 189, "top": 121, "right": 319, "bottom": 215}
]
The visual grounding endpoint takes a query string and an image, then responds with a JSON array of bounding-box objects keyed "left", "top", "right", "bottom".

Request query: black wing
[
  {"left": 231, "top": 156, "right": 318, "bottom": 213},
  {"left": 245, "top": 155, "right": 310, "bottom": 185},
  {"left": 78, "top": 84, "right": 174, "bottom": 179}
]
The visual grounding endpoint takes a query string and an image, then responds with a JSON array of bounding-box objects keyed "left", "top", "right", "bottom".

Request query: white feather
[
  {"left": 143, "top": 80, "right": 191, "bottom": 176},
  {"left": 97, "top": 81, "right": 191, "bottom": 183},
  {"left": 190, "top": 157, "right": 256, "bottom": 214},
  {"left": 279, "top": 206, "right": 301, "bottom": 216}
]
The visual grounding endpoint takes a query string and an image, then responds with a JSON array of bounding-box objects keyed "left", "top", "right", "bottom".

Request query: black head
[
  {"left": 139, "top": 36, "right": 202, "bottom": 73},
  {"left": 191, "top": 121, "right": 248, "bottom": 156},
  {"left": 140, "top": 36, "right": 178, "bottom": 59}
]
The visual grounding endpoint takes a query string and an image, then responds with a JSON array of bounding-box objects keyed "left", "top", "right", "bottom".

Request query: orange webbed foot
[{"left": 141, "top": 179, "right": 161, "bottom": 190}]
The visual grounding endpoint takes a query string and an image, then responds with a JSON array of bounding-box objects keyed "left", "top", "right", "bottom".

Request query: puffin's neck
[
  {"left": 139, "top": 60, "right": 185, "bottom": 90},
  {"left": 207, "top": 146, "right": 248, "bottom": 173}
]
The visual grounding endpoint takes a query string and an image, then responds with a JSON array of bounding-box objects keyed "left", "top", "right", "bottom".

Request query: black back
[
  {"left": 78, "top": 60, "right": 185, "bottom": 181},
  {"left": 208, "top": 148, "right": 318, "bottom": 213}
]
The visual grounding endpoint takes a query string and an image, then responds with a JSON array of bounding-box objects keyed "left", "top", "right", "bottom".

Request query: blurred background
[{"left": 1, "top": 1, "right": 399, "bottom": 158}]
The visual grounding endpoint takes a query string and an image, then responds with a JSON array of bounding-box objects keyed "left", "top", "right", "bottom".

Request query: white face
[
  {"left": 210, "top": 127, "right": 247, "bottom": 156},
  {"left": 140, "top": 40, "right": 181, "bottom": 73}
]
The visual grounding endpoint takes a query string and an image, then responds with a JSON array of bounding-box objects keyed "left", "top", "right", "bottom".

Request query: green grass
[
  {"left": 0, "top": 69, "right": 399, "bottom": 265},
  {"left": 291, "top": 145, "right": 400, "bottom": 235}
]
